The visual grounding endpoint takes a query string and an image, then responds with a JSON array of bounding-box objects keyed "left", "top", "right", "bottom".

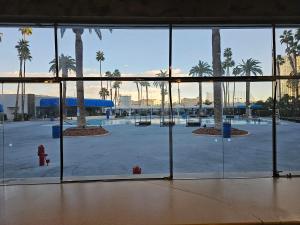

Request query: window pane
[
  {"left": 277, "top": 79, "right": 300, "bottom": 175},
  {"left": 1, "top": 83, "right": 60, "bottom": 184},
  {"left": 58, "top": 26, "right": 168, "bottom": 77},
  {"left": 0, "top": 27, "right": 55, "bottom": 77},
  {"left": 172, "top": 82, "right": 224, "bottom": 178},
  {"left": 223, "top": 82, "right": 273, "bottom": 177},
  {"left": 63, "top": 81, "right": 169, "bottom": 180},
  {"left": 172, "top": 27, "right": 272, "bottom": 77}
]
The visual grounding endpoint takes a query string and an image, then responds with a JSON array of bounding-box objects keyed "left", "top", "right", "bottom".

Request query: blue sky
[{"left": 0, "top": 27, "right": 291, "bottom": 101}]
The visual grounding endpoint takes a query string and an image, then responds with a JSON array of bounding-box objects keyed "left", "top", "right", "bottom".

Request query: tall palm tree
[
  {"left": 222, "top": 48, "right": 235, "bottom": 108},
  {"left": 153, "top": 70, "right": 168, "bottom": 123},
  {"left": 18, "top": 27, "right": 32, "bottom": 121},
  {"left": 99, "top": 87, "right": 109, "bottom": 100},
  {"left": 177, "top": 81, "right": 181, "bottom": 105},
  {"left": 239, "top": 58, "right": 263, "bottom": 117},
  {"left": 212, "top": 28, "right": 223, "bottom": 130},
  {"left": 14, "top": 39, "right": 32, "bottom": 120},
  {"left": 112, "top": 69, "right": 121, "bottom": 110},
  {"left": 276, "top": 55, "right": 285, "bottom": 99},
  {"left": 105, "top": 71, "right": 113, "bottom": 100},
  {"left": 189, "top": 60, "right": 213, "bottom": 117},
  {"left": 60, "top": 27, "right": 111, "bottom": 128},
  {"left": 134, "top": 81, "right": 141, "bottom": 104},
  {"left": 280, "top": 29, "right": 300, "bottom": 98},
  {"left": 14, "top": 39, "right": 28, "bottom": 120},
  {"left": 96, "top": 50, "right": 105, "bottom": 90},
  {"left": 141, "top": 81, "right": 151, "bottom": 106},
  {"left": 232, "top": 66, "right": 242, "bottom": 115},
  {"left": 113, "top": 81, "right": 122, "bottom": 110},
  {"left": 280, "top": 30, "right": 297, "bottom": 75},
  {"left": 49, "top": 54, "right": 76, "bottom": 118}
]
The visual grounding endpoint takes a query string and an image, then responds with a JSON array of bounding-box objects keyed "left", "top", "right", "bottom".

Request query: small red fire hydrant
[
  {"left": 37, "top": 145, "right": 48, "bottom": 166},
  {"left": 132, "top": 165, "right": 142, "bottom": 174}
]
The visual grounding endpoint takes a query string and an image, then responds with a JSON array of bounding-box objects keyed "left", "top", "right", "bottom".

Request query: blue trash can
[
  {"left": 223, "top": 122, "right": 231, "bottom": 138},
  {"left": 52, "top": 125, "right": 60, "bottom": 138},
  {"left": 106, "top": 110, "right": 110, "bottom": 119}
]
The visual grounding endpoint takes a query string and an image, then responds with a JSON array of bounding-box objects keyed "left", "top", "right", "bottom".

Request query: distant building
[
  {"left": 181, "top": 97, "right": 199, "bottom": 107},
  {"left": 0, "top": 94, "right": 113, "bottom": 120},
  {"left": 119, "top": 95, "right": 131, "bottom": 108}
]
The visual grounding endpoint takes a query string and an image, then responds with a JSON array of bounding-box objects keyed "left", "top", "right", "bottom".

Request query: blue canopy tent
[
  {"left": 40, "top": 98, "right": 114, "bottom": 108},
  {"left": 235, "top": 103, "right": 263, "bottom": 110}
]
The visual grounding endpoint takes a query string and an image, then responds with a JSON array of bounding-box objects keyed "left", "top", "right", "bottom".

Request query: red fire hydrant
[
  {"left": 37, "top": 145, "right": 48, "bottom": 166},
  {"left": 132, "top": 165, "right": 142, "bottom": 174}
]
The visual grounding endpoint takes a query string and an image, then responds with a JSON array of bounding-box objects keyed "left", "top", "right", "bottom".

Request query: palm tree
[
  {"left": 189, "top": 60, "right": 213, "bottom": 118},
  {"left": 232, "top": 66, "right": 242, "bottom": 115},
  {"left": 60, "top": 27, "right": 111, "bottom": 128},
  {"left": 153, "top": 70, "right": 168, "bottom": 123},
  {"left": 134, "top": 81, "right": 141, "bottom": 104},
  {"left": 113, "top": 81, "right": 122, "bottom": 110},
  {"left": 14, "top": 39, "right": 28, "bottom": 120},
  {"left": 280, "top": 30, "right": 297, "bottom": 75},
  {"left": 112, "top": 69, "right": 121, "bottom": 110},
  {"left": 276, "top": 55, "right": 285, "bottom": 99},
  {"left": 19, "top": 27, "right": 32, "bottom": 39},
  {"left": 0, "top": 32, "right": 3, "bottom": 42},
  {"left": 96, "top": 50, "right": 105, "bottom": 89},
  {"left": 222, "top": 48, "right": 235, "bottom": 108},
  {"left": 18, "top": 28, "right": 32, "bottom": 121},
  {"left": 177, "top": 81, "right": 181, "bottom": 105},
  {"left": 212, "top": 28, "right": 223, "bottom": 130},
  {"left": 105, "top": 71, "right": 113, "bottom": 100},
  {"left": 141, "top": 81, "right": 151, "bottom": 106},
  {"left": 14, "top": 39, "right": 32, "bottom": 120},
  {"left": 99, "top": 87, "right": 109, "bottom": 100},
  {"left": 49, "top": 54, "right": 76, "bottom": 118},
  {"left": 280, "top": 29, "right": 300, "bottom": 98},
  {"left": 239, "top": 58, "right": 263, "bottom": 117}
]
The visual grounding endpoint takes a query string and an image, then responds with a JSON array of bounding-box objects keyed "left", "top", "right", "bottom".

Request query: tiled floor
[{"left": 1, "top": 178, "right": 300, "bottom": 225}]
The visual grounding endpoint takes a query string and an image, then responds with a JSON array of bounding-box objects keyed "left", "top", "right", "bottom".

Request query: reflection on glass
[{"left": 63, "top": 81, "right": 169, "bottom": 180}]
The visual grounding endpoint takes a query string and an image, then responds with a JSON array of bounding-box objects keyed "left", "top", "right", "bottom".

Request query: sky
[{"left": 0, "top": 27, "right": 293, "bottom": 102}]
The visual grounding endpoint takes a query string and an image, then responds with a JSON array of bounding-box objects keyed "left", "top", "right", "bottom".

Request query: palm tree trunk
[
  {"left": 177, "top": 83, "right": 180, "bottom": 104},
  {"left": 62, "top": 67, "right": 68, "bottom": 119},
  {"left": 110, "top": 81, "right": 112, "bottom": 101},
  {"left": 276, "top": 63, "right": 282, "bottom": 99},
  {"left": 246, "top": 80, "right": 251, "bottom": 117},
  {"left": 199, "top": 82, "right": 202, "bottom": 123},
  {"left": 232, "top": 82, "right": 236, "bottom": 115},
  {"left": 114, "top": 88, "right": 117, "bottom": 112},
  {"left": 140, "top": 86, "right": 143, "bottom": 105},
  {"left": 21, "top": 60, "right": 26, "bottom": 121},
  {"left": 135, "top": 83, "right": 140, "bottom": 104},
  {"left": 161, "top": 83, "right": 165, "bottom": 123},
  {"left": 212, "top": 28, "right": 223, "bottom": 130},
  {"left": 100, "top": 62, "right": 103, "bottom": 90},
  {"left": 14, "top": 60, "right": 23, "bottom": 120},
  {"left": 222, "top": 82, "right": 226, "bottom": 107},
  {"left": 146, "top": 86, "right": 149, "bottom": 106},
  {"left": 74, "top": 29, "right": 86, "bottom": 128}
]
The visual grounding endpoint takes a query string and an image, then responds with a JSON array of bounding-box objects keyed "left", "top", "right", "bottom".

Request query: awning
[{"left": 40, "top": 98, "right": 114, "bottom": 108}]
